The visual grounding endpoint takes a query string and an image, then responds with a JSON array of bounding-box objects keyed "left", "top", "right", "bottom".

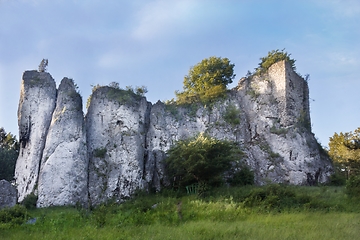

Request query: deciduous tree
[
  {"left": 328, "top": 127, "right": 360, "bottom": 179},
  {"left": 165, "top": 133, "right": 246, "bottom": 188},
  {"left": 0, "top": 128, "right": 19, "bottom": 181},
  {"left": 175, "top": 57, "right": 235, "bottom": 104}
]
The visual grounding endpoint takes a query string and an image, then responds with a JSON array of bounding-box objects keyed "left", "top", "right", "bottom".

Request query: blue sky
[{"left": 0, "top": 0, "right": 359, "bottom": 146}]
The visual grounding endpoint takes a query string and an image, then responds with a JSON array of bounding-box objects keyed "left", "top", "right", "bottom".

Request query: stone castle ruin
[{"left": 14, "top": 60, "right": 332, "bottom": 207}]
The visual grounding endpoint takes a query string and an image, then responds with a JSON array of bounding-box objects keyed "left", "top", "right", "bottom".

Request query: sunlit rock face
[
  {"left": 146, "top": 61, "right": 332, "bottom": 187},
  {"left": 86, "top": 87, "right": 151, "bottom": 205},
  {"left": 14, "top": 61, "right": 333, "bottom": 207},
  {"left": 15, "top": 71, "right": 57, "bottom": 202},
  {"left": 234, "top": 61, "right": 332, "bottom": 185},
  {"left": 37, "top": 78, "right": 88, "bottom": 208}
]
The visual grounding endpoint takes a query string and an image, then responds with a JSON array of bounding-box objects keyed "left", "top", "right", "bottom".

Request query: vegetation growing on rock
[
  {"left": 175, "top": 56, "right": 235, "bottom": 104},
  {"left": 255, "top": 49, "right": 296, "bottom": 74}
]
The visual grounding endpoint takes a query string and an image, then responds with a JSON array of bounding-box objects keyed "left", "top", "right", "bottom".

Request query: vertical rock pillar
[
  {"left": 37, "top": 78, "right": 88, "bottom": 207},
  {"left": 15, "top": 71, "right": 57, "bottom": 202}
]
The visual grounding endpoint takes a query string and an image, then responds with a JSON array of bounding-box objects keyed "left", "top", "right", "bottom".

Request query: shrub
[
  {"left": 346, "top": 176, "right": 360, "bottom": 198},
  {"left": 92, "top": 204, "right": 107, "bottom": 228},
  {"left": 256, "top": 49, "right": 296, "bottom": 75},
  {"left": 224, "top": 104, "right": 241, "bottom": 126},
  {"left": 0, "top": 205, "right": 29, "bottom": 225},
  {"left": 94, "top": 147, "right": 107, "bottom": 158},
  {"left": 165, "top": 133, "right": 243, "bottom": 189},
  {"left": 22, "top": 193, "right": 38, "bottom": 209},
  {"left": 270, "top": 126, "right": 288, "bottom": 135},
  {"left": 135, "top": 86, "right": 148, "bottom": 97},
  {"left": 243, "top": 184, "right": 306, "bottom": 211},
  {"left": 227, "top": 166, "right": 254, "bottom": 186},
  {"left": 328, "top": 172, "right": 346, "bottom": 186}
]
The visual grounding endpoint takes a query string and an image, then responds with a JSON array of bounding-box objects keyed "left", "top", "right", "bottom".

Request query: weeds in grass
[{"left": 2, "top": 186, "right": 360, "bottom": 239}]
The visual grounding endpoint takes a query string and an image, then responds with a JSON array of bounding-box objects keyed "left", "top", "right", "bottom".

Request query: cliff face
[
  {"left": 145, "top": 62, "right": 330, "bottom": 187},
  {"left": 86, "top": 87, "right": 151, "bottom": 205},
  {"left": 14, "top": 61, "right": 333, "bottom": 207},
  {"left": 37, "top": 78, "right": 88, "bottom": 208}
]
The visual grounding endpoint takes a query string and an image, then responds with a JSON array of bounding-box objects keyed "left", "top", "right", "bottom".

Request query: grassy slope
[{"left": 1, "top": 186, "right": 360, "bottom": 240}]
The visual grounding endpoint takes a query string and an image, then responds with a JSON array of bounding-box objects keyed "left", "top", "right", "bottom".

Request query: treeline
[
  {"left": 0, "top": 128, "right": 19, "bottom": 181},
  {"left": 328, "top": 127, "right": 360, "bottom": 196}
]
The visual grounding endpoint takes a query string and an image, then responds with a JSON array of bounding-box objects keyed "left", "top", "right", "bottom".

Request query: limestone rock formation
[
  {"left": 37, "top": 78, "right": 88, "bottom": 207},
  {"left": 15, "top": 71, "right": 57, "bottom": 202},
  {"left": 14, "top": 60, "right": 333, "bottom": 207},
  {"left": 236, "top": 61, "right": 331, "bottom": 184},
  {"left": 86, "top": 87, "right": 151, "bottom": 205},
  {"left": 0, "top": 180, "right": 17, "bottom": 209},
  {"left": 146, "top": 61, "right": 331, "bottom": 186}
]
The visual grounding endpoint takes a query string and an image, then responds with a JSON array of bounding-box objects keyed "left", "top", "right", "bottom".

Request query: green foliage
[
  {"left": 164, "top": 101, "right": 180, "bottom": 118},
  {"left": 328, "top": 172, "right": 346, "bottom": 186},
  {"left": 2, "top": 186, "right": 360, "bottom": 239},
  {"left": 94, "top": 147, "right": 107, "bottom": 158},
  {"left": 0, "top": 127, "right": 19, "bottom": 181},
  {"left": 227, "top": 166, "right": 254, "bottom": 186},
  {"left": 0, "top": 205, "right": 29, "bottom": 226},
  {"left": 108, "top": 81, "right": 120, "bottom": 89},
  {"left": 93, "top": 204, "right": 108, "bottom": 228},
  {"left": 246, "top": 88, "right": 260, "bottom": 99},
  {"left": 270, "top": 126, "right": 288, "bottom": 135},
  {"left": 328, "top": 127, "right": 360, "bottom": 179},
  {"left": 296, "top": 109, "right": 311, "bottom": 131},
  {"left": 165, "top": 134, "right": 243, "bottom": 189},
  {"left": 243, "top": 185, "right": 305, "bottom": 211},
  {"left": 223, "top": 104, "right": 241, "bottom": 126},
  {"left": 107, "top": 85, "right": 147, "bottom": 104},
  {"left": 22, "top": 193, "right": 38, "bottom": 210},
  {"left": 86, "top": 83, "right": 148, "bottom": 108},
  {"left": 256, "top": 49, "right": 296, "bottom": 74},
  {"left": 135, "top": 86, "right": 148, "bottom": 97},
  {"left": 346, "top": 176, "right": 360, "bottom": 198},
  {"left": 259, "top": 142, "right": 281, "bottom": 160},
  {"left": 176, "top": 56, "right": 235, "bottom": 104},
  {"left": 124, "top": 85, "right": 148, "bottom": 97}
]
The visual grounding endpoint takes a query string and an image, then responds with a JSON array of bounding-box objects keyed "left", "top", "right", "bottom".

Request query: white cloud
[{"left": 131, "top": 0, "right": 198, "bottom": 41}]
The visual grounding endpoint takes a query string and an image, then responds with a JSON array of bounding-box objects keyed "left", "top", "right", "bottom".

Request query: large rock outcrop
[
  {"left": 86, "top": 87, "right": 151, "bottom": 205},
  {"left": 14, "top": 60, "right": 333, "bottom": 207},
  {"left": 37, "top": 78, "right": 88, "bottom": 207},
  {"left": 15, "top": 71, "right": 57, "bottom": 202}
]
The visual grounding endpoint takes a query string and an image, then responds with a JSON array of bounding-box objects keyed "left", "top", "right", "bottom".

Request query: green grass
[{"left": 1, "top": 186, "right": 360, "bottom": 239}]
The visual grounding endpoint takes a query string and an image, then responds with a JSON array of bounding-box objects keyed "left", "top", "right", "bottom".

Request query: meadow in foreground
[{"left": 1, "top": 185, "right": 360, "bottom": 240}]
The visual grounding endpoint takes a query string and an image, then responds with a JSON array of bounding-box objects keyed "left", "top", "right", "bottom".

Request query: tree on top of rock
[
  {"left": 255, "top": 49, "right": 296, "bottom": 74},
  {"left": 175, "top": 56, "right": 236, "bottom": 104}
]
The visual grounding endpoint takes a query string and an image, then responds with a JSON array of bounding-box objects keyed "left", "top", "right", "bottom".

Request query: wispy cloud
[{"left": 131, "top": 0, "right": 198, "bottom": 41}]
